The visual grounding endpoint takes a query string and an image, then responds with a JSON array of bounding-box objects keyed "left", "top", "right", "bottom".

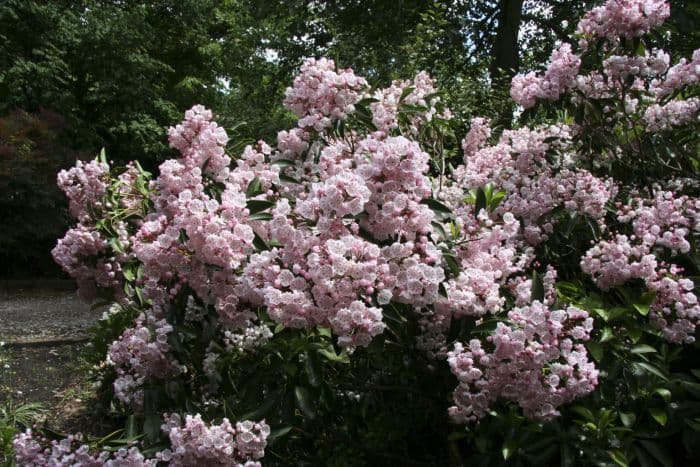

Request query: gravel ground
[
  {"left": 0, "top": 290, "right": 102, "bottom": 343},
  {"left": 0, "top": 290, "right": 117, "bottom": 436}
]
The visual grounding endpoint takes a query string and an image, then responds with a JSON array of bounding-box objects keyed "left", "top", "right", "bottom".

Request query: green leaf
[
  {"left": 649, "top": 408, "right": 667, "bottom": 426},
  {"left": 447, "top": 431, "right": 467, "bottom": 441},
  {"left": 239, "top": 392, "right": 280, "bottom": 420},
  {"left": 619, "top": 412, "right": 636, "bottom": 428},
  {"left": 634, "top": 362, "right": 669, "bottom": 381},
  {"left": 303, "top": 351, "right": 321, "bottom": 388},
  {"left": 570, "top": 406, "right": 595, "bottom": 422},
  {"left": 253, "top": 232, "right": 269, "bottom": 251},
  {"left": 272, "top": 159, "right": 296, "bottom": 168},
  {"left": 178, "top": 229, "right": 188, "bottom": 244},
  {"left": 399, "top": 86, "right": 415, "bottom": 101},
  {"left": 421, "top": 198, "right": 452, "bottom": 214},
  {"left": 608, "top": 449, "right": 629, "bottom": 467},
  {"left": 356, "top": 97, "right": 379, "bottom": 106},
  {"left": 443, "top": 251, "right": 461, "bottom": 276},
  {"left": 600, "top": 327, "right": 614, "bottom": 343},
  {"left": 294, "top": 386, "right": 316, "bottom": 419},
  {"left": 653, "top": 388, "right": 671, "bottom": 402},
  {"left": 246, "top": 176, "right": 263, "bottom": 196},
  {"left": 530, "top": 270, "right": 544, "bottom": 303},
  {"left": 632, "top": 291, "right": 657, "bottom": 316},
  {"left": 681, "top": 381, "right": 700, "bottom": 398},
  {"left": 431, "top": 221, "right": 448, "bottom": 241},
  {"left": 122, "top": 265, "right": 135, "bottom": 282},
  {"left": 502, "top": 439, "right": 516, "bottom": 460},
  {"left": 483, "top": 182, "right": 493, "bottom": 201},
  {"left": 628, "top": 326, "right": 642, "bottom": 343},
  {"left": 248, "top": 212, "right": 273, "bottom": 221},
  {"left": 439, "top": 282, "right": 448, "bottom": 298},
  {"left": 563, "top": 212, "right": 579, "bottom": 237},
  {"left": 247, "top": 199, "right": 275, "bottom": 214},
  {"left": 489, "top": 191, "right": 506, "bottom": 210},
  {"left": 279, "top": 173, "right": 300, "bottom": 184},
  {"left": 109, "top": 238, "right": 125, "bottom": 254},
  {"left": 316, "top": 344, "right": 349, "bottom": 363},
  {"left": 143, "top": 413, "right": 161, "bottom": 443},
  {"left": 587, "top": 341, "right": 604, "bottom": 362},
  {"left": 125, "top": 415, "right": 138, "bottom": 439},
  {"left": 685, "top": 418, "right": 700, "bottom": 432},
  {"left": 474, "top": 187, "right": 487, "bottom": 215},
  {"left": 268, "top": 426, "right": 293, "bottom": 441},
  {"left": 471, "top": 319, "right": 498, "bottom": 334}
]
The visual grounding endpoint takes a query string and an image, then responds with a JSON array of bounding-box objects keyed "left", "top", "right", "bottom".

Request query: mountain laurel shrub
[{"left": 15, "top": 0, "right": 700, "bottom": 465}]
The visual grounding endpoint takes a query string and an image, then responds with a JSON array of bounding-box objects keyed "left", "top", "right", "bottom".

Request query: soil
[
  {"left": 0, "top": 290, "right": 117, "bottom": 436},
  {"left": 0, "top": 290, "right": 101, "bottom": 343}
]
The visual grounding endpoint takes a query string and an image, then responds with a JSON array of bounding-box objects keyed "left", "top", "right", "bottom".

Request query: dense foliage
[{"left": 7, "top": 0, "right": 700, "bottom": 466}]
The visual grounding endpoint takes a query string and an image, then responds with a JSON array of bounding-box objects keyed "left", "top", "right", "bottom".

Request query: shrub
[{"left": 19, "top": 1, "right": 700, "bottom": 465}]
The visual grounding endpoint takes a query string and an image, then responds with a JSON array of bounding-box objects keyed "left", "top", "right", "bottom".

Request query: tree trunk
[{"left": 490, "top": 0, "right": 524, "bottom": 126}]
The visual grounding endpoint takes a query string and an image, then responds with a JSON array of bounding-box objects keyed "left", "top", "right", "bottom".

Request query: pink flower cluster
[
  {"left": 357, "top": 136, "right": 435, "bottom": 241},
  {"left": 295, "top": 169, "right": 371, "bottom": 224},
  {"left": 283, "top": 57, "right": 368, "bottom": 131},
  {"left": 168, "top": 105, "right": 231, "bottom": 182},
  {"left": 448, "top": 302, "right": 597, "bottom": 422},
  {"left": 159, "top": 414, "right": 269, "bottom": 466},
  {"left": 582, "top": 190, "right": 700, "bottom": 342},
  {"left": 132, "top": 108, "right": 261, "bottom": 327},
  {"left": 13, "top": 430, "right": 156, "bottom": 467},
  {"left": 53, "top": 158, "right": 132, "bottom": 301},
  {"left": 108, "top": 309, "right": 183, "bottom": 407},
  {"left": 651, "top": 49, "right": 700, "bottom": 97},
  {"left": 13, "top": 414, "right": 269, "bottom": 467},
  {"left": 644, "top": 98, "right": 700, "bottom": 131},
  {"left": 436, "top": 212, "right": 522, "bottom": 318},
  {"left": 457, "top": 123, "right": 614, "bottom": 244},
  {"left": 57, "top": 159, "right": 110, "bottom": 222},
  {"left": 461, "top": 117, "right": 492, "bottom": 161},
  {"left": 243, "top": 233, "right": 388, "bottom": 349},
  {"left": 52, "top": 225, "right": 124, "bottom": 302},
  {"left": 116, "top": 162, "right": 147, "bottom": 212},
  {"left": 576, "top": 0, "right": 670, "bottom": 42},
  {"left": 370, "top": 71, "right": 450, "bottom": 135},
  {"left": 511, "top": 44, "right": 581, "bottom": 108},
  {"left": 603, "top": 51, "right": 670, "bottom": 84}
]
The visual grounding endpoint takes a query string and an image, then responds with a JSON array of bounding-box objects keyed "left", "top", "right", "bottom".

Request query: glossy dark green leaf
[
  {"left": 530, "top": 270, "right": 544, "bottom": 302},
  {"left": 246, "top": 176, "right": 263, "bottom": 196},
  {"left": 474, "top": 187, "right": 486, "bottom": 215},
  {"left": 502, "top": 439, "right": 516, "bottom": 460},
  {"left": 649, "top": 408, "right": 668, "bottom": 426},
  {"left": 253, "top": 232, "right": 269, "bottom": 251},
  {"left": 608, "top": 449, "right": 629, "bottom": 467},
  {"left": 272, "top": 158, "right": 296, "bottom": 168},
  {"left": 632, "top": 291, "right": 656, "bottom": 316},
  {"left": 294, "top": 386, "right": 316, "bottom": 419},
  {"left": 619, "top": 412, "right": 636, "bottom": 428},
  {"left": 268, "top": 426, "right": 293, "bottom": 441},
  {"left": 248, "top": 212, "right": 273, "bottom": 221},
  {"left": 279, "top": 173, "right": 301, "bottom": 184},
  {"left": 421, "top": 197, "right": 452, "bottom": 214},
  {"left": 247, "top": 199, "right": 275, "bottom": 214},
  {"left": 399, "top": 86, "right": 415, "bottom": 101}
]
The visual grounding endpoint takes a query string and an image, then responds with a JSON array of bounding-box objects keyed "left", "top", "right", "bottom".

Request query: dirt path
[
  {"left": 0, "top": 290, "right": 101, "bottom": 343},
  {"left": 0, "top": 290, "right": 115, "bottom": 434}
]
